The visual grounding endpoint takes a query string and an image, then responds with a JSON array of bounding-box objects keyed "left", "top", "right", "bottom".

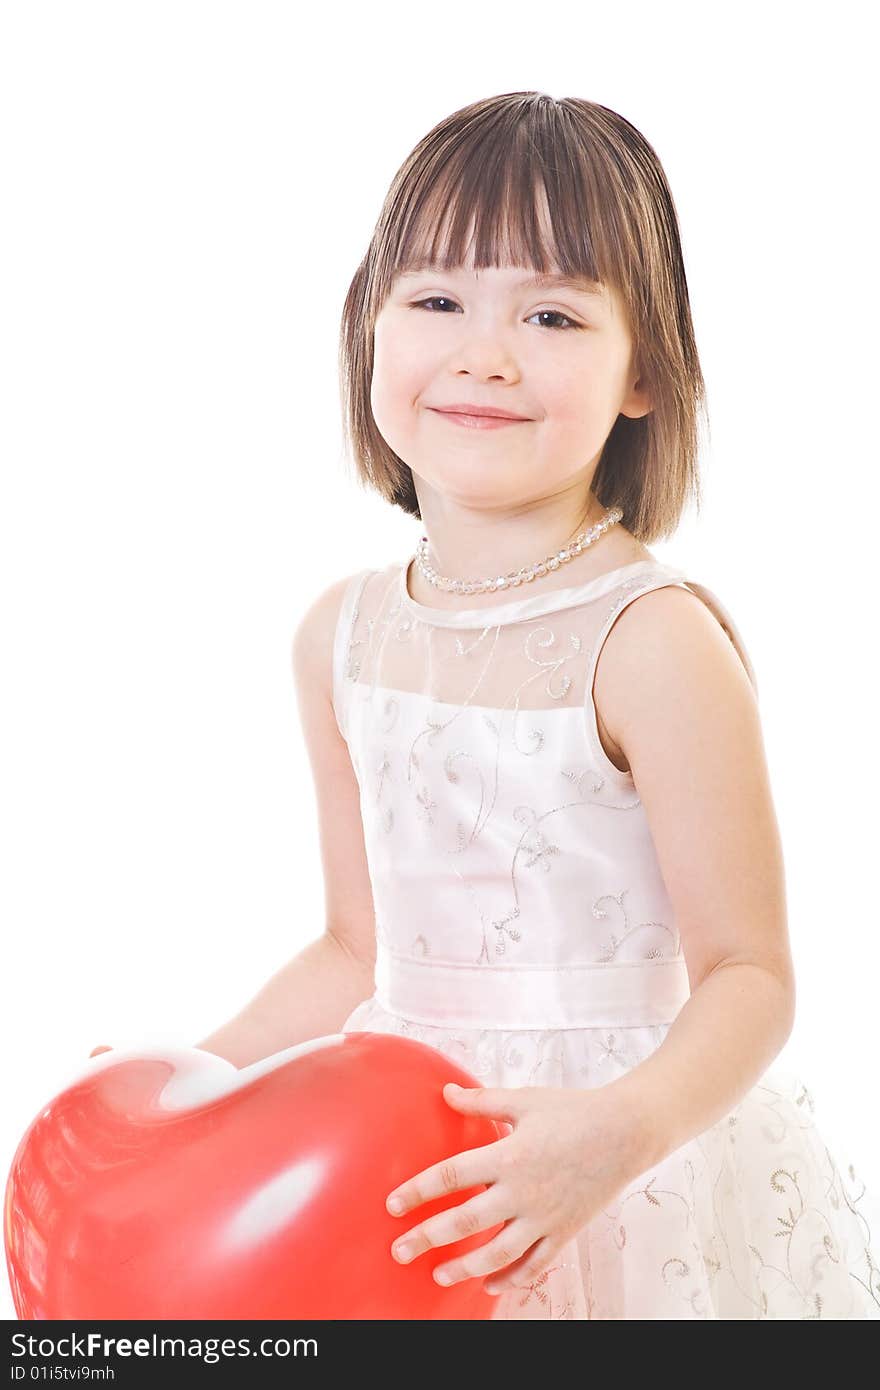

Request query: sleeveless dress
[{"left": 331, "top": 555, "right": 880, "bottom": 1320}]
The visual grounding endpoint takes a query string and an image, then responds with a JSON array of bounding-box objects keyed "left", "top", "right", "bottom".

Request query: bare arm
[
  {"left": 611, "top": 961, "right": 792, "bottom": 1172},
  {"left": 195, "top": 571, "right": 379, "bottom": 1069},
  {"left": 592, "top": 585, "right": 795, "bottom": 1171},
  {"left": 194, "top": 931, "right": 375, "bottom": 1068}
]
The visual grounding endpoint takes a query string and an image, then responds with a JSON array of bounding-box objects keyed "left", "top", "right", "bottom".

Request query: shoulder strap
[{"left": 332, "top": 568, "right": 375, "bottom": 742}]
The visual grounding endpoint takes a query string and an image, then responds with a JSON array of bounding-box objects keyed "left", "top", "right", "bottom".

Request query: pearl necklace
[{"left": 414, "top": 506, "right": 624, "bottom": 595}]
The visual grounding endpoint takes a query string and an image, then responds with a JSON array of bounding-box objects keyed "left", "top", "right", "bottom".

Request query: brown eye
[
  {"left": 411, "top": 297, "right": 461, "bottom": 314},
  {"left": 526, "top": 309, "right": 579, "bottom": 330},
  {"left": 411, "top": 299, "right": 582, "bottom": 330}
]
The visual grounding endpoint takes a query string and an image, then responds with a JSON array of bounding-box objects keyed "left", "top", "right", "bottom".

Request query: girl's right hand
[{"left": 89, "top": 1045, "right": 113, "bottom": 1057}]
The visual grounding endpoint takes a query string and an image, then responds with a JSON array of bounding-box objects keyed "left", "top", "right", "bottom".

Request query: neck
[
  {"left": 407, "top": 497, "right": 641, "bottom": 611},
  {"left": 416, "top": 492, "right": 605, "bottom": 583}
]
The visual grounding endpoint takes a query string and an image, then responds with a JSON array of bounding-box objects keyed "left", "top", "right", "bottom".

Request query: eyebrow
[{"left": 395, "top": 265, "right": 606, "bottom": 298}]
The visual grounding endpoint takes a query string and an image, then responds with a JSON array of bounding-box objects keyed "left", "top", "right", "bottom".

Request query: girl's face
[{"left": 370, "top": 247, "right": 652, "bottom": 512}]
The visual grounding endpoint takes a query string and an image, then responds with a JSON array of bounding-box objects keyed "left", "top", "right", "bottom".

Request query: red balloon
[{"left": 4, "top": 1033, "right": 507, "bottom": 1319}]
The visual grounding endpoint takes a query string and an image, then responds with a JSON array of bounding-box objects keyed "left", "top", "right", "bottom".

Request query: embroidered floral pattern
[
  {"left": 342, "top": 995, "right": 880, "bottom": 1319},
  {"left": 329, "top": 561, "right": 880, "bottom": 1319}
]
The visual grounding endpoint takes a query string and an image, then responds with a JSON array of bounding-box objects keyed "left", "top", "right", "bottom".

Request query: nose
[{"left": 451, "top": 338, "right": 520, "bottom": 383}]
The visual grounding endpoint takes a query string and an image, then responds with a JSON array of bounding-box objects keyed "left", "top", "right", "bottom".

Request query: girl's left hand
[{"left": 385, "top": 1078, "right": 646, "bottom": 1295}]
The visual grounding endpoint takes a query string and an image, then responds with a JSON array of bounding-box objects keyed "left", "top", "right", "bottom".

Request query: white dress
[{"left": 332, "top": 555, "right": 880, "bottom": 1319}]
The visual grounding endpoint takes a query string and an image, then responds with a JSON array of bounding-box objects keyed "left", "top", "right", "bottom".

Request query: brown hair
[{"left": 338, "top": 91, "right": 706, "bottom": 544}]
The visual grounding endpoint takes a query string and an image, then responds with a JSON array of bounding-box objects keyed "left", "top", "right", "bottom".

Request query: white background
[{"left": 1, "top": 1, "right": 877, "bottom": 1320}]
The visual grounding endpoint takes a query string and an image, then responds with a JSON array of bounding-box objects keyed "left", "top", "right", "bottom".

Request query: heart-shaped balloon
[{"left": 4, "top": 1032, "right": 507, "bottom": 1319}]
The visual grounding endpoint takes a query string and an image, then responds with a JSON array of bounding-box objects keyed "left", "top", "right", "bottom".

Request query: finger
[
  {"left": 431, "top": 1218, "right": 537, "bottom": 1288},
  {"left": 391, "top": 1190, "right": 507, "bottom": 1267},
  {"left": 443, "top": 1082, "right": 523, "bottom": 1123},
  {"left": 386, "top": 1137, "right": 505, "bottom": 1217},
  {"left": 483, "top": 1234, "right": 556, "bottom": 1294}
]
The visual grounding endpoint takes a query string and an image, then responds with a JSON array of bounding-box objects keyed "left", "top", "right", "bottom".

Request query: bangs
[{"left": 372, "top": 103, "right": 633, "bottom": 312}]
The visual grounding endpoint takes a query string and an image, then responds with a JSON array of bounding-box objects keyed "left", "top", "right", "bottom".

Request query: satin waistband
[{"left": 374, "top": 944, "right": 691, "bottom": 1030}]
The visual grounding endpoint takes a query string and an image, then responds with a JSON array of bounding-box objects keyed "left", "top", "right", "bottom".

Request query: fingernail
[
  {"left": 387, "top": 1196, "right": 403, "bottom": 1214},
  {"left": 394, "top": 1243, "right": 413, "bottom": 1262}
]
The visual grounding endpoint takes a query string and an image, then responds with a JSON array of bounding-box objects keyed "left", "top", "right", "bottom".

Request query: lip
[
  {"left": 430, "top": 403, "right": 531, "bottom": 420},
  {"left": 428, "top": 405, "right": 532, "bottom": 430}
]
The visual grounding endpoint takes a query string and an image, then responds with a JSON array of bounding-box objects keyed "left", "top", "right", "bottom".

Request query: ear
[{"left": 619, "top": 373, "right": 653, "bottom": 419}]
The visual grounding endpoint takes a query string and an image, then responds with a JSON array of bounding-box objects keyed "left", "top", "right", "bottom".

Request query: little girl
[{"left": 211, "top": 91, "right": 880, "bottom": 1318}]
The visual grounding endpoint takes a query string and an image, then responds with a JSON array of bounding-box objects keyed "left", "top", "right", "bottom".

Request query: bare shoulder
[
  {"left": 291, "top": 568, "right": 377, "bottom": 701},
  {"left": 594, "top": 582, "right": 758, "bottom": 772}
]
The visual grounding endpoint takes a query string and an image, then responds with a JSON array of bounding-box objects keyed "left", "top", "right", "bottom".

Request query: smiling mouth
[{"left": 428, "top": 408, "right": 531, "bottom": 429}]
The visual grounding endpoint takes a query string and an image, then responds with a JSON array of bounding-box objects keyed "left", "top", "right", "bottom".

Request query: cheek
[
  {"left": 537, "top": 359, "right": 615, "bottom": 429},
  {"left": 371, "top": 330, "right": 431, "bottom": 426},
  {"left": 369, "top": 363, "right": 423, "bottom": 457},
  {"left": 538, "top": 383, "right": 597, "bottom": 431},
  {"left": 370, "top": 361, "right": 416, "bottom": 434}
]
